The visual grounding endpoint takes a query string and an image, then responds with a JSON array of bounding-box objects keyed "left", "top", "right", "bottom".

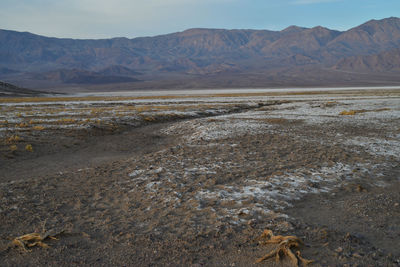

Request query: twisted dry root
[
  {"left": 255, "top": 229, "right": 314, "bottom": 266},
  {"left": 12, "top": 230, "right": 64, "bottom": 252},
  {"left": 296, "top": 251, "right": 314, "bottom": 266}
]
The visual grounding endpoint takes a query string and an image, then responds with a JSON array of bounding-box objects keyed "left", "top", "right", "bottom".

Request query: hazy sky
[{"left": 1, "top": 0, "right": 399, "bottom": 39}]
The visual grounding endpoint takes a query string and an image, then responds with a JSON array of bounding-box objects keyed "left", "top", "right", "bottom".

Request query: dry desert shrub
[
  {"left": 59, "top": 118, "right": 76, "bottom": 124},
  {"left": 12, "top": 230, "right": 65, "bottom": 252},
  {"left": 143, "top": 116, "right": 156, "bottom": 122},
  {"left": 339, "top": 110, "right": 358, "bottom": 115},
  {"left": 135, "top": 105, "right": 154, "bottom": 112},
  {"left": 32, "top": 125, "right": 45, "bottom": 130},
  {"left": 339, "top": 108, "right": 391, "bottom": 115},
  {"left": 256, "top": 229, "right": 313, "bottom": 266},
  {"left": 12, "top": 233, "right": 50, "bottom": 251},
  {"left": 7, "top": 135, "right": 21, "bottom": 143},
  {"left": 25, "top": 144, "right": 33, "bottom": 152}
]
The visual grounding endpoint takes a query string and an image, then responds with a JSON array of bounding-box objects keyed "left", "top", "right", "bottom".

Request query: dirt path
[{"left": 0, "top": 122, "right": 178, "bottom": 183}]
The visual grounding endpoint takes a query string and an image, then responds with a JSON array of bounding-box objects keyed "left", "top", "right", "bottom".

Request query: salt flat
[{"left": 0, "top": 88, "right": 399, "bottom": 266}]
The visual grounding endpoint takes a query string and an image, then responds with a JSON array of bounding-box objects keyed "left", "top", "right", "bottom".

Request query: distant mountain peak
[
  {"left": 367, "top": 16, "right": 400, "bottom": 23},
  {"left": 355, "top": 16, "right": 400, "bottom": 30},
  {"left": 180, "top": 28, "right": 222, "bottom": 35},
  {"left": 310, "top": 26, "right": 333, "bottom": 32},
  {"left": 281, "top": 25, "right": 308, "bottom": 33}
]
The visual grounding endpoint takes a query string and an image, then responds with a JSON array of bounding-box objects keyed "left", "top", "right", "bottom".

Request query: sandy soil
[{"left": 0, "top": 90, "right": 399, "bottom": 266}]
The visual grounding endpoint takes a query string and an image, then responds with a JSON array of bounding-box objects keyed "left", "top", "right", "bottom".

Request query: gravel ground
[{"left": 0, "top": 90, "right": 399, "bottom": 266}]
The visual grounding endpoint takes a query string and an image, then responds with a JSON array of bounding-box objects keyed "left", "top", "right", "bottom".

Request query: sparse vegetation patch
[
  {"left": 339, "top": 108, "right": 391, "bottom": 115},
  {"left": 25, "top": 144, "right": 33, "bottom": 152}
]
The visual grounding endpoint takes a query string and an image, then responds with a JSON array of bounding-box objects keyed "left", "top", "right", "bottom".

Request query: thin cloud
[
  {"left": 1, "top": 0, "right": 398, "bottom": 39},
  {"left": 293, "top": 0, "right": 342, "bottom": 4}
]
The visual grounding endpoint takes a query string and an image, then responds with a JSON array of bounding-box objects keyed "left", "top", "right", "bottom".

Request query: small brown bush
[
  {"left": 7, "top": 135, "right": 21, "bottom": 143},
  {"left": 144, "top": 116, "right": 156, "bottom": 122},
  {"left": 25, "top": 144, "right": 33, "bottom": 152},
  {"left": 339, "top": 110, "right": 357, "bottom": 115},
  {"left": 32, "top": 126, "right": 45, "bottom": 130},
  {"left": 340, "top": 108, "right": 390, "bottom": 116}
]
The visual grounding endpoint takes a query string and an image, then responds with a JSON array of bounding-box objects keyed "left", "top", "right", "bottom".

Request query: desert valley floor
[{"left": 0, "top": 88, "right": 399, "bottom": 266}]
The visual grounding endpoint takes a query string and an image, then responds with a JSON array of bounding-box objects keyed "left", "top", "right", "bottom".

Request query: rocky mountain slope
[
  {"left": 27, "top": 68, "right": 140, "bottom": 84},
  {"left": 334, "top": 47, "right": 400, "bottom": 73},
  {"left": 0, "top": 81, "right": 45, "bottom": 96}
]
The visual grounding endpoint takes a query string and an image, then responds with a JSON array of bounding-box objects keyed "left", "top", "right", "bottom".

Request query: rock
[
  {"left": 352, "top": 252, "right": 362, "bottom": 258},
  {"left": 247, "top": 219, "right": 257, "bottom": 228},
  {"left": 335, "top": 247, "right": 343, "bottom": 253}
]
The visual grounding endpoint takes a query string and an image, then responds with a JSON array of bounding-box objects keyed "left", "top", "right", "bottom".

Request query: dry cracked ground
[{"left": 0, "top": 89, "right": 399, "bottom": 266}]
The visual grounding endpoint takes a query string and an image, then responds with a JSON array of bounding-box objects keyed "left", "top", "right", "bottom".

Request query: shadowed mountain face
[
  {"left": 327, "top": 18, "right": 400, "bottom": 57},
  {"left": 0, "top": 81, "right": 46, "bottom": 96},
  {"left": 334, "top": 47, "right": 400, "bottom": 73},
  {"left": 1, "top": 17, "right": 400, "bottom": 88},
  {"left": 28, "top": 69, "right": 140, "bottom": 84}
]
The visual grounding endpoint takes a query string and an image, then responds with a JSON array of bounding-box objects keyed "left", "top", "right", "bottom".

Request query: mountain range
[{"left": 1, "top": 17, "right": 400, "bottom": 90}]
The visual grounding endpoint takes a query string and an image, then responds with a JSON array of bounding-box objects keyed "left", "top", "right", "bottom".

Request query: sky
[{"left": 1, "top": 0, "right": 399, "bottom": 39}]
